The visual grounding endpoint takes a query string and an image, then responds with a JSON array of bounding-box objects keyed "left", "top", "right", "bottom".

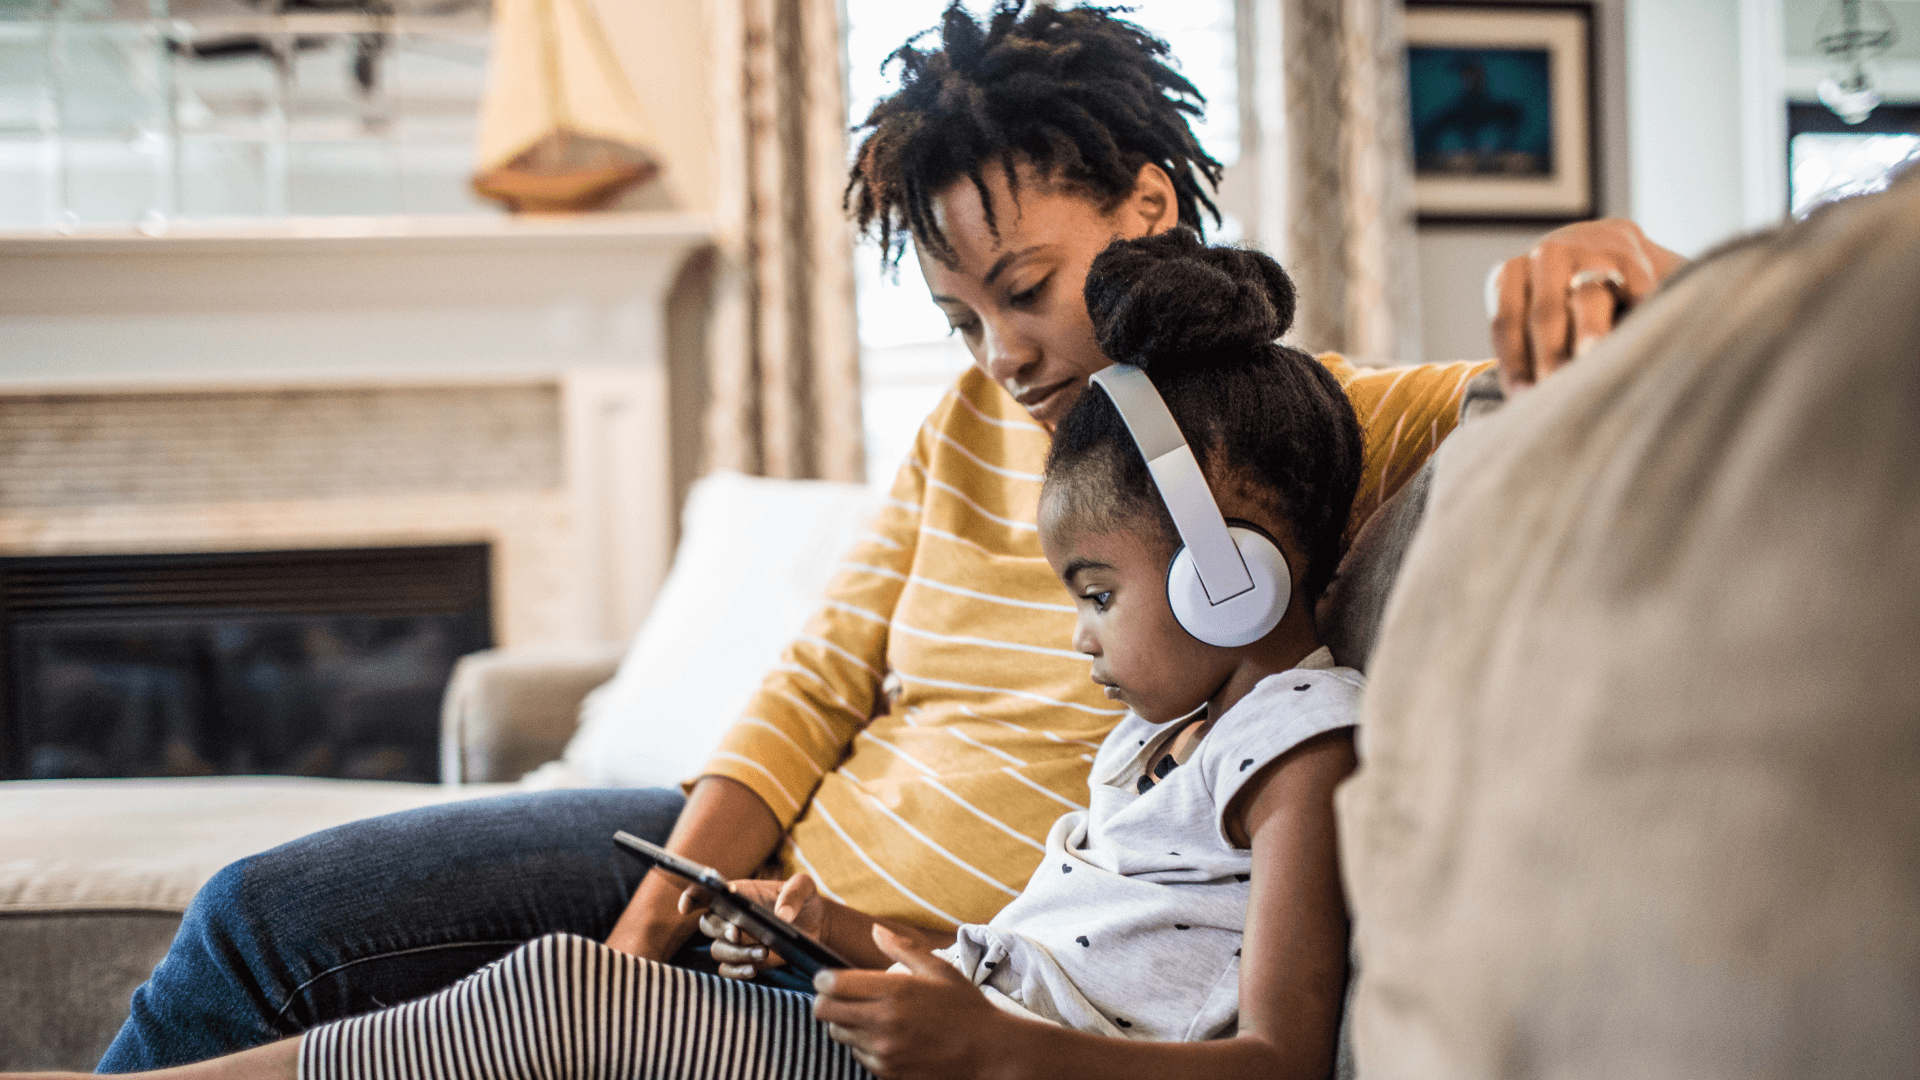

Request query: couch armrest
[{"left": 439, "top": 644, "right": 626, "bottom": 785}]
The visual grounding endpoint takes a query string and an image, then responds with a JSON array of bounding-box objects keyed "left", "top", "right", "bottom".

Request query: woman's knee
[
  {"left": 165, "top": 790, "right": 692, "bottom": 999},
  {"left": 176, "top": 854, "right": 268, "bottom": 952}
]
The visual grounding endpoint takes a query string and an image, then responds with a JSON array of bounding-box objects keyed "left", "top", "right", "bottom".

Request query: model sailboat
[{"left": 471, "top": 0, "right": 661, "bottom": 211}]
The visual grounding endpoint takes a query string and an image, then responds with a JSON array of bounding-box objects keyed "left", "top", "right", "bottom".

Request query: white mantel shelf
[
  {"left": 0, "top": 211, "right": 715, "bottom": 252},
  {"left": 0, "top": 211, "right": 715, "bottom": 391}
]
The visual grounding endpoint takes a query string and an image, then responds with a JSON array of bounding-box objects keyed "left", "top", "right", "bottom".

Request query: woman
[{"left": 97, "top": 3, "right": 1681, "bottom": 1071}]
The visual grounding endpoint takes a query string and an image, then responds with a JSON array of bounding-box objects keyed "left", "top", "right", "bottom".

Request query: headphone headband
[{"left": 1087, "top": 364, "right": 1255, "bottom": 604}]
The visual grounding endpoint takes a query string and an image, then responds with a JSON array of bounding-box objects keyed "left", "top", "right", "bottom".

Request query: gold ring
[{"left": 1568, "top": 268, "right": 1627, "bottom": 296}]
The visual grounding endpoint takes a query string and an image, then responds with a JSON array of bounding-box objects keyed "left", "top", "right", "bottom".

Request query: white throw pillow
[{"left": 534, "top": 470, "right": 885, "bottom": 789}]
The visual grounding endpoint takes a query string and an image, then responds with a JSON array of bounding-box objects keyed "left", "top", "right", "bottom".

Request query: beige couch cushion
[
  {"left": 0, "top": 777, "right": 515, "bottom": 1070},
  {"left": 0, "top": 776, "right": 512, "bottom": 914},
  {"left": 1338, "top": 173, "right": 1920, "bottom": 1078}
]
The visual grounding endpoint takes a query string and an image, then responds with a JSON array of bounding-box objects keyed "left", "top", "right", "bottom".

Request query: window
[
  {"left": 843, "top": 0, "right": 1239, "bottom": 484},
  {"left": 1787, "top": 102, "right": 1920, "bottom": 218}
]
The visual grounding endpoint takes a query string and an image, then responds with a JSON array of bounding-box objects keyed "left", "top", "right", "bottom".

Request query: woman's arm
[{"left": 811, "top": 729, "right": 1358, "bottom": 1080}]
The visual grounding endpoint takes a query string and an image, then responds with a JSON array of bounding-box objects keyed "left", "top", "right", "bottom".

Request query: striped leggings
[{"left": 298, "top": 934, "right": 871, "bottom": 1080}]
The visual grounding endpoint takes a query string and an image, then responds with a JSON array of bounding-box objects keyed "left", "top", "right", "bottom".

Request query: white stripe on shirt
[
  {"left": 906, "top": 574, "right": 1076, "bottom": 613},
  {"left": 896, "top": 671, "right": 1129, "bottom": 717},
  {"left": 808, "top": 798, "right": 963, "bottom": 928},
  {"left": 835, "top": 768, "right": 1020, "bottom": 897},
  {"left": 890, "top": 620, "right": 1087, "bottom": 661}
]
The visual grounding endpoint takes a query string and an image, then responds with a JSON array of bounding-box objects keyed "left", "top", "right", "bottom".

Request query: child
[
  {"left": 32, "top": 232, "right": 1365, "bottom": 1080},
  {"left": 711, "top": 229, "right": 1368, "bottom": 1077}
]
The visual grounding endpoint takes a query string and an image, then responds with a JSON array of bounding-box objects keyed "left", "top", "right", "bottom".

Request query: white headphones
[{"left": 1087, "top": 363, "right": 1292, "bottom": 648}]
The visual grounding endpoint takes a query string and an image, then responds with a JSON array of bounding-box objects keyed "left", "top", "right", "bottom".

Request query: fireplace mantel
[
  {"left": 0, "top": 213, "right": 715, "bottom": 389},
  {"left": 0, "top": 213, "right": 716, "bottom": 648}
]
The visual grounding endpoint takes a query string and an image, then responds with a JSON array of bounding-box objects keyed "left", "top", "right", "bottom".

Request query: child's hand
[
  {"left": 811, "top": 925, "right": 1005, "bottom": 1079},
  {"left": 678, "top": 872, "right": 828, "bottom": 980}
]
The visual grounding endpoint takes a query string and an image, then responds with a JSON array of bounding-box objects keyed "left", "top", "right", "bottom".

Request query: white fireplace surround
[{"left": 0, "top": 213, "right": 715, "bottom": 648}]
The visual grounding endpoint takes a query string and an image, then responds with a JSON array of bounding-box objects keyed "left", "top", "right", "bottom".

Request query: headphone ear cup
[{"left": 1165, "top": 526, "right": 1292, "bottom": 648}]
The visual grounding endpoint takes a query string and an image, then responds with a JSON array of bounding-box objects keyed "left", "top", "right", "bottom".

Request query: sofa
[{"left": 1341, "top": 172, "right": 1920, "bottom": 1078}]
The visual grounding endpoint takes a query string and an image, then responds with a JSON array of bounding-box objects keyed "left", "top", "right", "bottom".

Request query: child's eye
[
  {"left": 1086, "top": 590, "right": 1112, "bottom": 612},
  {"left": 946, "top": 318, "right": 981, "bottom": 337}
]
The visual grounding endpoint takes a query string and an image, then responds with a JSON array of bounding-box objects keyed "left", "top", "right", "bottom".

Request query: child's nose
[{"left": 1072, "top": 619, "right": 1100, "bottom": 656}]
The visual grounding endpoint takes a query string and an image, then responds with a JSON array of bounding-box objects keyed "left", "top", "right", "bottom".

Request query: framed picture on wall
[{"left": 1405, "top": 2, "right": 1596, "bottom": 224}]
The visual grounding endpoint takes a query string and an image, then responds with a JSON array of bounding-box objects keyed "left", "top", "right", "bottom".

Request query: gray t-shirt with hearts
[{"left": 937, "top": 648, "right": 1363, "bottom": 1040}]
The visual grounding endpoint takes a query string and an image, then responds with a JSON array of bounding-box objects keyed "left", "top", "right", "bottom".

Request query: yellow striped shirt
[{"left": 703, "top": 356, "right": 1493, "bottom": 930}]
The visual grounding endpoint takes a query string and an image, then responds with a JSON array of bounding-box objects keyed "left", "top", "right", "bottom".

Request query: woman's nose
[{"left": 980, "top": 320, "right": 1039, "bottom": 384}]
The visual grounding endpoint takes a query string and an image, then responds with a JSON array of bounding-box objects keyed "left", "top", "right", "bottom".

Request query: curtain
[
  {"left": 701, "top": 0, "right": 865, "bottom": 483},
  {"left": 1282, "top": 0, "right": 1423, "bottom": 366}
]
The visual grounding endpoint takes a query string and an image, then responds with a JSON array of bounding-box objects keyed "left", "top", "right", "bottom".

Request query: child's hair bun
[{"left": 1085, "top": 229, "right": 1297, "bottom": 371}]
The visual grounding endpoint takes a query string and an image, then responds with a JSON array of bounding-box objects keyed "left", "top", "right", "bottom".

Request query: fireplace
[
  {"left": 0, "top": 216, "right": 712, "bottom": 782},
  {"left": 0, "top": 545, "right": 491, "bottom": 782}
]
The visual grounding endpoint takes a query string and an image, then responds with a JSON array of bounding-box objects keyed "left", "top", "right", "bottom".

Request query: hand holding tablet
[{"left": 612, "top": 831, "right": 853, "bottom": 978}]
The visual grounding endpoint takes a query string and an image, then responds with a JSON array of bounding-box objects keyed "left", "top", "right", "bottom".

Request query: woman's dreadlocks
[{"left": 845, "top": 1, "right": 1223, "bottom": 267}]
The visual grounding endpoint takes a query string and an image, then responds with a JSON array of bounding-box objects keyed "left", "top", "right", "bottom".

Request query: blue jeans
[{"left": 96, "top": 788, "right": 812, "bottom": 1072}]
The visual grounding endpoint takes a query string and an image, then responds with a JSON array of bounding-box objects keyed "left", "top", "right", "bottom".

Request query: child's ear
[
  {"left": 1224, "top": 515, "right": 1310, "bottom": 596},
  {"left": 1222, "top": 517, "right": 1294, "bottom": 562}
]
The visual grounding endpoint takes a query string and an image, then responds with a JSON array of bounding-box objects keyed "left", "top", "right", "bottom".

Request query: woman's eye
[
  {"left": 1009, "top": 275, "right": 1050, "bottom": 308},
  {"left": 1087, "top": 590, "right": 1112, "bottom": 612},
  {"left": 947, "top": 319, "right": 981, "bottom": 337}
]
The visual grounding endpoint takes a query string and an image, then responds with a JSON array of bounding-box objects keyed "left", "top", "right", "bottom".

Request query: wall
[
  {"left": 599, "top": 0, "right": 720, "bottom": 215},
  {"left": 1626, "top": 0, "right": 1748, "bottom": 256},
  {"left": 599, "top": 1, "right": 721, "bottom": 518}
]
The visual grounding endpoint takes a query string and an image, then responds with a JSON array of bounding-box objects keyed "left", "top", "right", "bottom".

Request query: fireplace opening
[{"left": 0, "top": 545, "right": 492, "bottom": 783}]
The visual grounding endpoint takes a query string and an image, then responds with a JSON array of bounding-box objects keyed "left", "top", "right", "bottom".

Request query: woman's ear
[{"left": 1121, "top": 162, "right": 1180, "bottom": 237}]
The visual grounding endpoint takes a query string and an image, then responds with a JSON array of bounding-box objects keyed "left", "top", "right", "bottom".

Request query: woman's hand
[
  {"left": 1489, "top": 217, "right": 1685, "bottom": 393},
  {"left": 680, "top": 873, "right": 830, "bottom": 980},
  {"left": 605, "top": 775, "right": 783, "bottom": 961},
  {"left": 811, "top": 926, "right": 1008, "bottom": 1080}
]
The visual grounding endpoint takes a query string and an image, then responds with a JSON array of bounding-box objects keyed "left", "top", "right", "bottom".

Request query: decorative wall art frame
[{"left": 1405, "top": 2, "right": 1597, "bottom": 224}]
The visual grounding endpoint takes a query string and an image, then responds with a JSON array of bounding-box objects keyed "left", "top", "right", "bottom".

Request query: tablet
[{"left": 612, "top": 830, "right": 852, "bottom": 978}]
